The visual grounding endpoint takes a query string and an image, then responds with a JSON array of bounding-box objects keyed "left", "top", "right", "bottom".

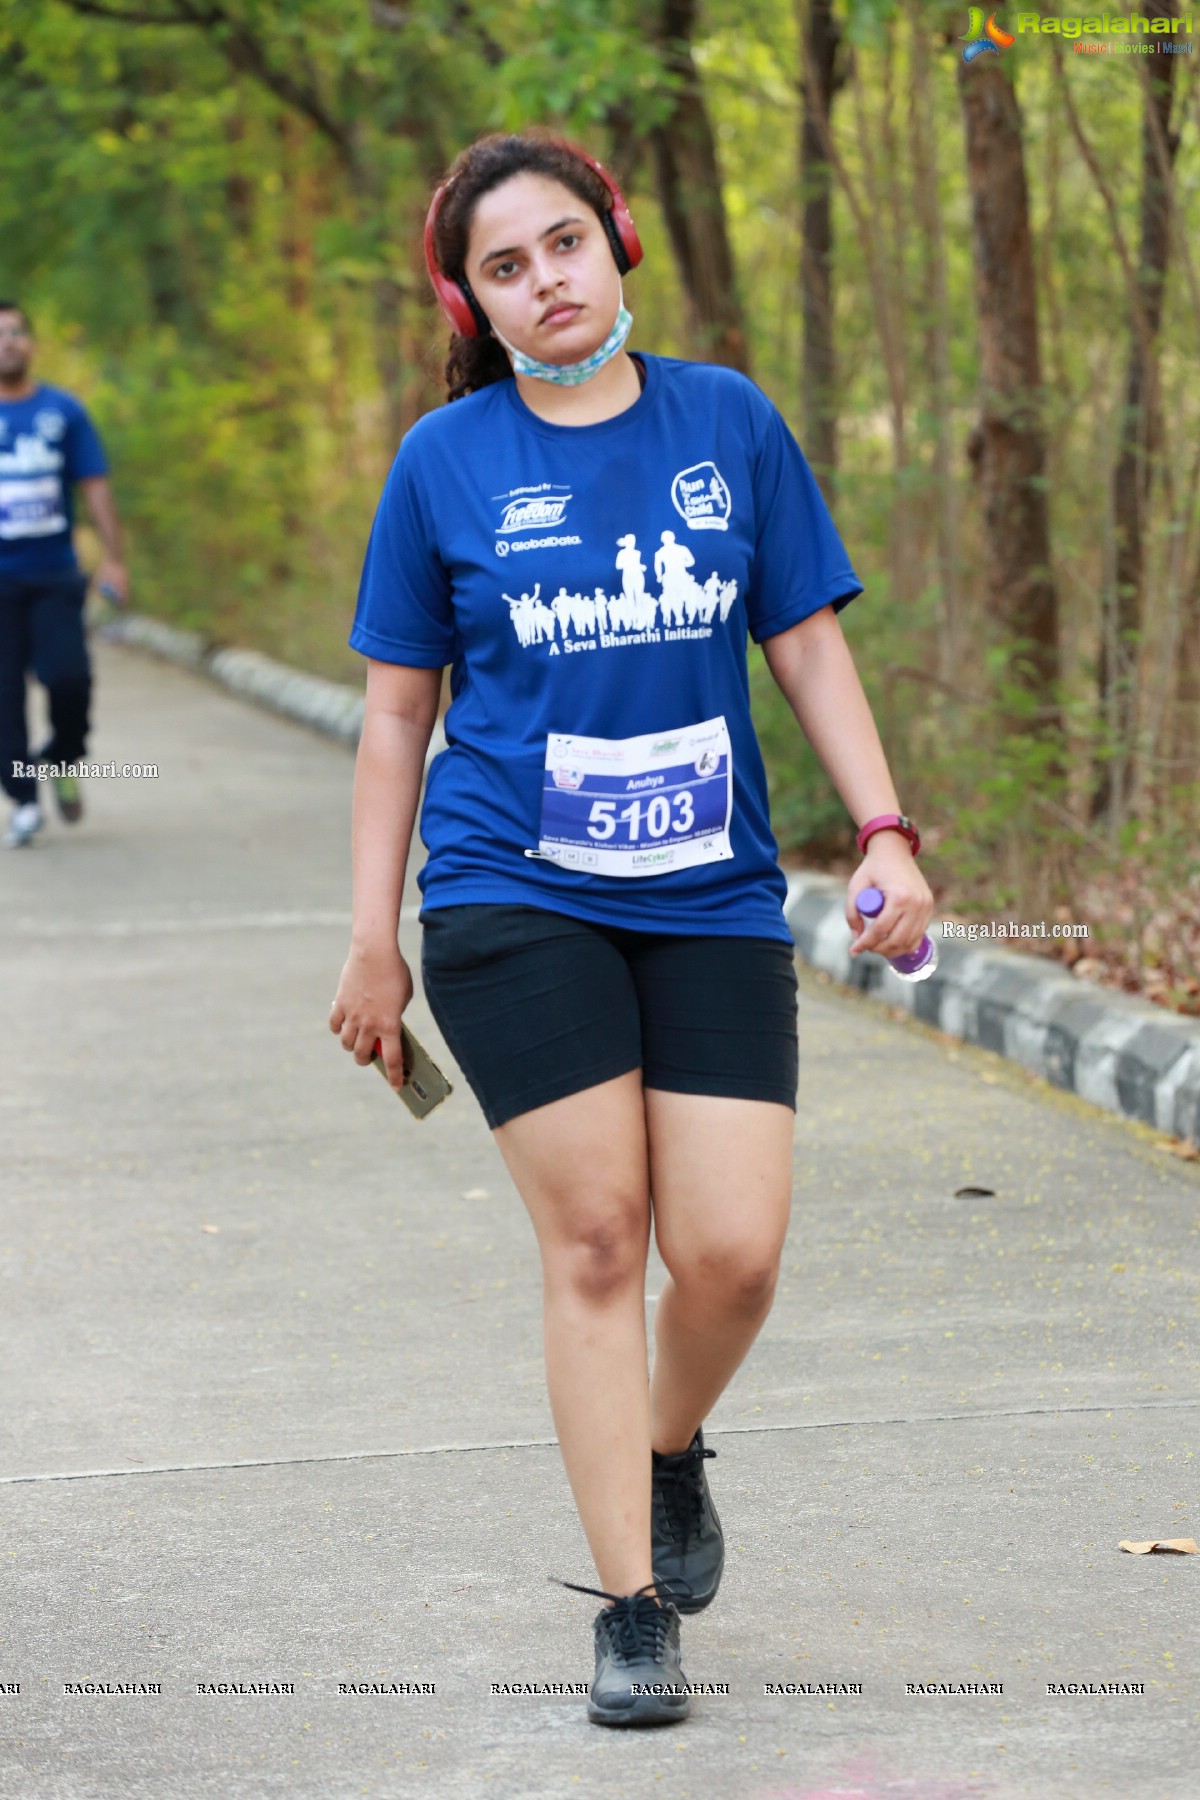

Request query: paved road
[{"left": 2, "top": 641, "right": 1195, "bottom": 1800}]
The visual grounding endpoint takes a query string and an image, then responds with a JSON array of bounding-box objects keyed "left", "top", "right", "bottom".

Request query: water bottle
[{"left": 853, "top": 885, "right": 938, "bottom": 981}]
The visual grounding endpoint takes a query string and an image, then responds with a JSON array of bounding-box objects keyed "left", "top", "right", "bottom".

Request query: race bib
[
  {"left": 0, "top": 476, "right": 67, "bottom": 541},
  {"left": 537, "top": 716, "right": 733, "bottom": 878}
]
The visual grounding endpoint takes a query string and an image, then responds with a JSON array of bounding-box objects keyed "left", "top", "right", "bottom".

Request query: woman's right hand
[{"left": 329, "top": 941, "right": 413, "bottom": 1089}]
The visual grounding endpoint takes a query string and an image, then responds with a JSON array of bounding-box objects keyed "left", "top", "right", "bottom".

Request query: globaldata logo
[{"left": 962, "top": 8, "right": 1016, "bottom": 57}]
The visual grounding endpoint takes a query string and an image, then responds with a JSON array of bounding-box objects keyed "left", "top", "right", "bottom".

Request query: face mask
[{"left": 492, "top": 284, "right": 633, "bottom": 386}]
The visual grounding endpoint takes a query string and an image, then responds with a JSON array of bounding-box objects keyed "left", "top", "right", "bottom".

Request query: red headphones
[{"left": 423, "top": 138, "right": 644, "bottom": 340}]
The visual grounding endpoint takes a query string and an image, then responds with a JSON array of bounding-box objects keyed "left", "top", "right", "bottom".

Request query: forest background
[{"left": 1, "top": 0, "right": 1197, "bottom": 1011}]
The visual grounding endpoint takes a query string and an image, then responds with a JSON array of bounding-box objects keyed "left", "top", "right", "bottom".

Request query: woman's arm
[
  {"left": 760, "top": 605, "right": 935, "bottom": 961},
  {"left": 331, "top": 658, "right": 443, "bottom": 1085},
  {"left": 351, "top": 659, "right": 442, "bottom": 949}
]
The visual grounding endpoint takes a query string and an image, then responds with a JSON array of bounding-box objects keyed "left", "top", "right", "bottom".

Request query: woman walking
[{"left": 330, "top": 129, "right": 934, "bottom": 1728}]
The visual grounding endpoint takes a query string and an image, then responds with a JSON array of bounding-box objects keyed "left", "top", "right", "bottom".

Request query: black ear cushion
[
  {"left": 601, "top": 209, "right": 632, "bottom": 276},
  {"left": 457, "top": 275, "right": 493, "bottom": 337}
]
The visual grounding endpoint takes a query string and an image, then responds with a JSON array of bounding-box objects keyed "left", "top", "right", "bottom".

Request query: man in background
[{"left": 0, "top": 300, "right": 128, "bottom": 848}]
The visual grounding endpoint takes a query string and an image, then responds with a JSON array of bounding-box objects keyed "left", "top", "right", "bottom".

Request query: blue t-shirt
[
  {"left": 0, "top": 382, "right": 109, "bottom": 580},
  {"left": 349, "top": 351, "right": 862, "bottom": 942}
]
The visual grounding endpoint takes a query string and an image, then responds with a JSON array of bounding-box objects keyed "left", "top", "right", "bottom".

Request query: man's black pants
[{"left": 0, "top": 571, "right": 92, "bottom": 806}]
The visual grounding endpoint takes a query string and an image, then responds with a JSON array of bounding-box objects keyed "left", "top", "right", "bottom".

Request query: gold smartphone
[{"left": 372, "top": 1025, "right": 453, "bottom": 1120}]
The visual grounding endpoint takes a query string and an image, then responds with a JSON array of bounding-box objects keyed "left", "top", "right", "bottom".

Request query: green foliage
[
  {"left": 840, "top": 0, "right": 903, "bottom": 46},
  {"left": 487, "top": 0, "right": 680, "bottom": 129}
]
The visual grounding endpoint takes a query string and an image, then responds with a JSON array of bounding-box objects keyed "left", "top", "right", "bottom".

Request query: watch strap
[{"left": 856, "top": 813, "right": 921, "bottom": 857}]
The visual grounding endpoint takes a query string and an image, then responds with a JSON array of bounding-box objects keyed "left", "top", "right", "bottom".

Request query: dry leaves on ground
[{"left": 1117, "top": 1539, "right": 1199, "bottom": 1555}]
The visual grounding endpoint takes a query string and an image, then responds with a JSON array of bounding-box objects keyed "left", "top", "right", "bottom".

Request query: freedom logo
[
  {"left": 496, "top": 489, "right": 572, "bottom": 534},
  {"left": 962, "top": 8, "right": 1017, "bottom": 57}
]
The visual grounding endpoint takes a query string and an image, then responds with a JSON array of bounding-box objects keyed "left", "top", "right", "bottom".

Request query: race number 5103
[{"left": 586, "top": 791, "right": 696, "bottom": 842}]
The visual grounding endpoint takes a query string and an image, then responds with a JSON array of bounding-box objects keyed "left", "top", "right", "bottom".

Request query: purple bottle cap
[{"left": 856, "top": 886, "right": 885, "bottom": 919}]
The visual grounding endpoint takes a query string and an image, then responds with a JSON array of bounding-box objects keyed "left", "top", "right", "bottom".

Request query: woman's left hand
[{"left": 846, "top": 834, "right": 936, "bottom": 961}]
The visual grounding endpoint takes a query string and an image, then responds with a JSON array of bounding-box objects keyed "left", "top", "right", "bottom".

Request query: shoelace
[
  {"left": 549, "top": 1575, "right": 686, "bottom": 1664},
  {"left": 652, "top": 1438, "right": 717, "bottom": 1550}
]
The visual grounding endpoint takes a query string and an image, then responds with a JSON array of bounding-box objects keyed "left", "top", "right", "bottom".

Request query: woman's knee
[
  {"left": 544, "top": 1201, "right": 650, "bottom": 1304},
  {"left": 662, "top": 1236, "right": 782, "bottom": 1312}
]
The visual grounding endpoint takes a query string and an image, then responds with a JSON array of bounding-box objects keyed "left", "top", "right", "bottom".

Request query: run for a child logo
[{"left": 671, "top": 461, "right": 731, "bottom": 531}]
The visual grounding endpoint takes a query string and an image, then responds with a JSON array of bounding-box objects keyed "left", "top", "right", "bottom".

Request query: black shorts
[{"left": 419, "top": 903, "right": 799, "bottom": 1130}]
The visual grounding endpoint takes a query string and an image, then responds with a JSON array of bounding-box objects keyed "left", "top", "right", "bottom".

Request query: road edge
[
  {"left": 784, "top": 871, "right": 1200, "bottom": 1146},
  {"left": 102, "top": 611, "right": 446, "bottom": 766}
]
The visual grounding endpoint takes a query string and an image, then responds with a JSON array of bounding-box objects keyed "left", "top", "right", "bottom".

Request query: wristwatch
[{"left": 856, "top": 812, "right": 921, "bottom": 857}]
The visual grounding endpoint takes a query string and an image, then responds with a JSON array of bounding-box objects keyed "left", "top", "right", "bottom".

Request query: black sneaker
[
  {"left": 552, "top": 1576, "right": 690, "bottom": 1727},
  {"left": 650, "top": 1426, "right": 724, "bottom": 1613}
]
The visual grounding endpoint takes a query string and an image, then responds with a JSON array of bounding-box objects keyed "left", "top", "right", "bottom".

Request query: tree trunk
[
  {"left": 224, "top": 98, "right": 255, "bottom": 241},
  {"left": 343, "top": 118, "right": 408, "bottom": 454},
  {"left": 279, "top": 113, "right": 316, "bottom": 314},
  {"left": 799, "top": 9, "right": 911, "bottom": 603},
  {"left": 908, "top": 4, "right": 961, "bottom": 680},
  {"left": 956, "top": 56, "right": 1061, "bottom": 737},
  {"left": 649, "top": 0, "right": 749, "bottom": 371},
  {"left": 798, "top": 0, "right": 842, "bottom": 498},
  {"left": 1093, "top": 5, "right": 1181, "bottom": 824},
  {"left": 856, "top": 30, "right": 913, "bottom": 610},
  {"left": 1172, "top": 564, "right": 1200, "bottom": 804}
]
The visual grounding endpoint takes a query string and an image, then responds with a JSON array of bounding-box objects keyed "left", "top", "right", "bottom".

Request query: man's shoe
[
  {"left": 651, "top": 1426, "right": 724, "bottom": 1613},
  {"left": 4, "top": 803, "right": 43, "bottom": 848},
  {"left": 51, "top": 772, "right": 83, "bottom": 823},
  {"left": 554, "top": 1577, "right": 690, "bottom": 1727}
]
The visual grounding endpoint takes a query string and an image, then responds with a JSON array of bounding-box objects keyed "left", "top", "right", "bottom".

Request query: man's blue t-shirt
[
  {"left": 0, "top": 382, "right": 109, "bottom": 580},
  {"left": 349, "top": 351, "right": 862, "bottom": 943}
]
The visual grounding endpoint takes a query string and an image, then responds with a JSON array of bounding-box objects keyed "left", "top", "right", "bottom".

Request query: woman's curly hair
[{"left": 429, "top": 131, "right": 615, "bottom": 403}]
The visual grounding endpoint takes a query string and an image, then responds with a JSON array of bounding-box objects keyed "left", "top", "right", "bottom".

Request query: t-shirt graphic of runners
[
  {"left": 654, "top": 530, "right": 699, "bottom": 627},
  {"left": 614, "top": 534, "right": 654, "bottom": 632},
  {"left": 505, "top": 582, "right": 557, "bottom": 646},
  {"left": 552, "top": 586, "right": 599, "bottom": 638}
]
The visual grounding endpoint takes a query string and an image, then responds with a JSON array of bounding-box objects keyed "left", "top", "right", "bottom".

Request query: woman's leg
[
  {"left": 493, "top": 1070, "right": 658, "bottom": 1604},
  {"left": 645, "top": 1091, "right": 794, "bottom": 1454}
]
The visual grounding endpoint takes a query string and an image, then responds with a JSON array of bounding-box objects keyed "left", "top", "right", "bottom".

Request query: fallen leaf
[
  {"left": 1118, "top": 1538, "right": 1199, "bottom": 1555},
  {"left": 955, "top": 1185, "right": 997, "bottom": 1198}
]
